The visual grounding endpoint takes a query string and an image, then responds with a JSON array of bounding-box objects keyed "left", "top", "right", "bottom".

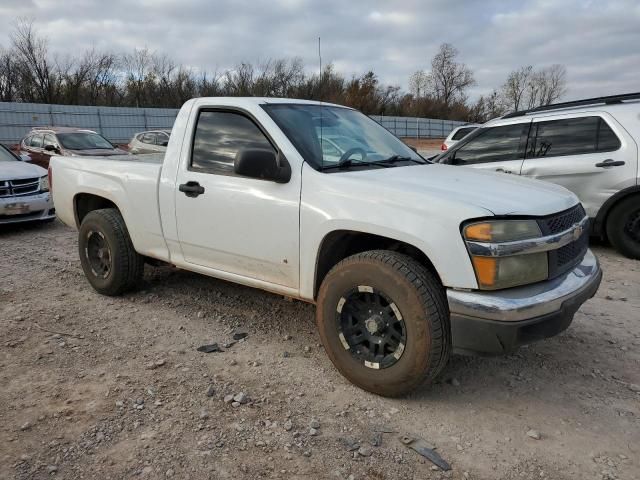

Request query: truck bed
[{"left": 51, "top": 154, "right": 169, "bottom": 260}]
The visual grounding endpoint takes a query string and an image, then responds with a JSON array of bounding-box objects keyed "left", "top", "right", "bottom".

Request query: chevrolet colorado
[{"left": 50, "top": 98, "right": 602, "bottom": 396}]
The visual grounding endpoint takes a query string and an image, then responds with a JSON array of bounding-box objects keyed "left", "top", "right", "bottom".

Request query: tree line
[{"left": 0, "top": 20, "right": 567, "bottom": 122}]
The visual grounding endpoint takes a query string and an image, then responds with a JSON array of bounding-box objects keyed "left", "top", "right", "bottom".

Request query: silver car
[
  {"left": 435, "top": 92, "right": 640, "bottom": 259},
  {"left": 128, "top": 130, "right": 171, "bottom": 154},
  {"left": 0, "top": 145, "right": 55, "bottom": 224}
]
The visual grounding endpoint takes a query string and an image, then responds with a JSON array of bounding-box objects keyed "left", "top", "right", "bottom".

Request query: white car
[
  {"left": 440, "top": 124, "right": 480, "bottom": 152},
  {"left": 435, "top": 93, "right": 640, "bottom": 259},
  {"left": 128, "top": 130, "right": 171, "bottom": 154},
  {"left": 50, "top": 97, "right": 601, "bottom": 396},
  {"left": 0, "top": 144, "right": 55, "bottom": 224}
]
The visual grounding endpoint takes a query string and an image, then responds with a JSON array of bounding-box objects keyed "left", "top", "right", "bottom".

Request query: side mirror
[
  {"left": 44, "top": 144, "right": 58, "bottom": 153},
  {"left": 234, "top": 148, "right": 291, "bottom": 183}
]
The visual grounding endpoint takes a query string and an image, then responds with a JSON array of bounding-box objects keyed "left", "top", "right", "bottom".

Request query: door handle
[
  {"left": 495, "top": 168, "right": 513, "bottom": 174},
  {"left": 179, "top": 181, "right": 205, "bottom": 197},
  {"left": 595, "top": 159, "right": 625, "bottom": 168}
]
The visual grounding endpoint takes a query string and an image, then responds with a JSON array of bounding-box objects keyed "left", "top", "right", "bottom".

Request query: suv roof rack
[{"left": 502, "top": 92, "right": 640, "bottom": 119}]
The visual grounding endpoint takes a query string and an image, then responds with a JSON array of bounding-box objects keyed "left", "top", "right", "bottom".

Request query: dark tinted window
[
  {"left": 596, "top": 119, "right": 621, "bottom": 151},
  {"left": 527, "top": 116, "right": 620, "bottom": 158},
  {"left": 191, "top": 111, "right": 274, "bottom": 175},
  {"left": 450, "top": 124, "right": 527, "bottom": 165},
  {"left": 451, "top": 127, "right": 476, "bottom": 140},
  {"left": 528, "top": 117, "right": 599, "bottom": 158}
]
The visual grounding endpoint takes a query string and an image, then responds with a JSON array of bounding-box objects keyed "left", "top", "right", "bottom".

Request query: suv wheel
[
  {"left": 606, "top": 195, "right": 640, "bottom": 259},
  {"left": 78, "top": 208, "right": 144, "bottom": 295},
  {"left": 316, "top": 250, "right": 450, "bottom": 397}
]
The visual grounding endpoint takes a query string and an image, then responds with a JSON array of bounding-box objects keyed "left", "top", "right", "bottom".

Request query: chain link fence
[{"left": 0, "top": 102, "right": 466, "bottom": 145}]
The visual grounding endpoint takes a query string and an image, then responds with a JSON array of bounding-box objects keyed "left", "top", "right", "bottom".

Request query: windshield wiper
[
  {"left": 379, "top": 155, "right": 428, "bottom": 165},
  {"left": 320, "top": 158, "right": 392, "bottom": 171}
]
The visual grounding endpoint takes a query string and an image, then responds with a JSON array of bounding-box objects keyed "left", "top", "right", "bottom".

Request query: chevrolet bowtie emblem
[{"left": 572, "top": 223, "right": 583, "bottom": 240}]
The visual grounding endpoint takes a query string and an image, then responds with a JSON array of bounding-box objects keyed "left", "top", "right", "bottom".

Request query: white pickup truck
[{"left": 51, "top": 98, "right": 602, "bottom": 396}]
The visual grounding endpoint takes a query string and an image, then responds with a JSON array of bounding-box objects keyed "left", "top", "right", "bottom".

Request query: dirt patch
[{"left": 1, "top": 221, "right": 639, "bottom": 479}]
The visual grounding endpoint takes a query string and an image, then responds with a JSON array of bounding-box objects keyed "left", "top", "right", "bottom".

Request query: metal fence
[{"left": 0, "top": 102, "right": 466, "bottom": 145}]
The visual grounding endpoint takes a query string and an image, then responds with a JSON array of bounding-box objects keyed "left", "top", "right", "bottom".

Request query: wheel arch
[
  {"left": 74, "top": 192, "right": 120, "bottom": 228},
  {"left": 313, "top": 229, "right": 443, "bottom": 299},
  {"left": 593, "top": 186, "right": 640, "bottom": 238}
]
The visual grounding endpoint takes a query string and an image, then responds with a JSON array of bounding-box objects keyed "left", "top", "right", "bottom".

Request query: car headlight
[
  {"left": 40, "top": 175, "right": 49, "bottom": 192},
  {"left": 463, "top": 220, "right": 548, "bottom": 290}
]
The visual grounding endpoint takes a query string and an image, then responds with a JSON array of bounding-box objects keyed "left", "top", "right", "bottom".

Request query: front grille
[
  {"left": 540, "top": 204, "right": 586, "bottom": 235},
  {"left": 537, "top": 204, "right": 589, "bottom": 279},
  {"left": 0, "top": 178, "right": 40, "bottom": 198}
]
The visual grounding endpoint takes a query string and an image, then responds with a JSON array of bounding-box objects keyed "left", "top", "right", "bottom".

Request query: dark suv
[{"left": 19, "top": 127, "right": 128, "bottom": 168}]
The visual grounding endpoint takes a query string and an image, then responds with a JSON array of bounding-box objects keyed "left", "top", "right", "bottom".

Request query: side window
[
  {"left": 451, "top": 127, "right": 475, "bottom": 141},
  {"left": 44, "top": 134, "right": 56, "bottom": 147},
  {"left": 452, "top": 124, "right": 527, "bottom": 165},
  {"left": 191, "top": 111, "right": 275, "bottom": 175},
  {"left": 141, "top": 133, "right": 155, "bottom": 144},
  {"left": 596, "top": 118, "right": 621, "bottom": 152},
  {"left": 528, "top": 116, "right": 603, "bottom": 158},
  {"left": 31, "top": 134, "right": 44, "bottom": 148},
  {"left": 23, "top": 136, "right": 32, "bottom": 147}
]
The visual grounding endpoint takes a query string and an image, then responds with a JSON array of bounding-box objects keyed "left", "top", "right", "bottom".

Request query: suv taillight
[{"left": 441, "top": 143, "right": 448, "bottom": 151}]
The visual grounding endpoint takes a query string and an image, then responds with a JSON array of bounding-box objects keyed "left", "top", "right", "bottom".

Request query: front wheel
[
  {"left": 78, "top": 208, "right": 144, "bottom": 296},
  {"left": 606, "top": 195, "right": 640, "bottom": 259},
  {"left": 316, "top": 250, "right": 450, "bottom": 397}
]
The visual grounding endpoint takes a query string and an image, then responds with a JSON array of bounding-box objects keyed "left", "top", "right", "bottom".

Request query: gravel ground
[{"left": 1, "top": 220, "right": 639, "bottom": 480}]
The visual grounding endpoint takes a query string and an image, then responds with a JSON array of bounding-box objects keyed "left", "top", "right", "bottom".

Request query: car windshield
[
  {"left": 57, "top": 132, "right": 114, "bottom": 150},
  {"left": 0, "top": 146, "right": 18, "bottom": 162},
  {"left": 262, "top": 104, "right": 424, "bottom": 170}
]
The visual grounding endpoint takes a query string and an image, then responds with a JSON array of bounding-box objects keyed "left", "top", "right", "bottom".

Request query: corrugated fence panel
[{"left": 0, "top": 102, "right": 464, "bottom": 145}]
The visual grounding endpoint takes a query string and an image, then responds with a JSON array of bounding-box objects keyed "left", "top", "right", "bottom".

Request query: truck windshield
[
  {"left": 262, "top": 104, "right": 425, "bottom": 171},
  {"left": 57, "top": 133, "right": 114, "bottom": 150}
]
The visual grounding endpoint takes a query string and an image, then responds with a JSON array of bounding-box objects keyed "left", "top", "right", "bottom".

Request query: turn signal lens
[
  {"left": 471, "top": 256, "right": 497, "bottom": 287},
  {"left": 464, "top": 220, "right": 541, "bottom": 243}
]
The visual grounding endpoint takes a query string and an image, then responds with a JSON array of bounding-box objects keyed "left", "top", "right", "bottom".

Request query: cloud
[{"left": 0, "top": 0, "right": 638, "bottom": 101}]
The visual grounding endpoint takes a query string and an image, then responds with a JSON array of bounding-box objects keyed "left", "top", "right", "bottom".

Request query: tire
[
  {"left": 316, "top": 250, "right": 450, "bottom": 397},
  {"left": 606, "top": 195, "right": 640, "bottom": 259},
  {"left": 78, "top": 208, "right": 144, "bottom": 296}
]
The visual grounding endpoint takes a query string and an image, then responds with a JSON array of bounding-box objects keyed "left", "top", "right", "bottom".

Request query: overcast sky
[{"left": 1, "top": 0, "right": 638, "bottom": 101}]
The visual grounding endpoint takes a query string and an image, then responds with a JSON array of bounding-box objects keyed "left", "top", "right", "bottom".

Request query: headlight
[
  {"left": 464, "top": 220, "right": 541, "bottom": 242},
  {"left": 464, "top": 220, "right": 547, "bottom": 290},
  {"left": 40, "top": 175, "right": 49, "bottom": 192}
]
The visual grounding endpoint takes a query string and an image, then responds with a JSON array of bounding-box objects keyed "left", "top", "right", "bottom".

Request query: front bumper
[
  {"left": 0, "top": 192, "right": 55, "bottom": 224},
  {"left": 447, "top": 249, "right": 601, "bottom": 354}
]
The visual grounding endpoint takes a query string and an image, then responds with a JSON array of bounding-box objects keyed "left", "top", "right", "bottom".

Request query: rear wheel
[
  {"left": 606, "top": 195, "right": 640, "bottom": 259},
  {"left": 78, "top": 208, "right": 144, "bottom": 295},
  {"left": 316, "top": 250, "right": 450, "bottom": 397}
]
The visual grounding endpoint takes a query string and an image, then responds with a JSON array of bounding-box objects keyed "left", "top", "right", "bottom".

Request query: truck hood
[
  {"left": 0, "top": 160, "right": 47, "bottom": 180},
  {"left": 344, "top": 163, "right": 578, "bottom": 216}
]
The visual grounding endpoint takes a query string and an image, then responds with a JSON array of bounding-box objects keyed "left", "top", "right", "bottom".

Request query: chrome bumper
[{"left": 447, "top": 249, "right": 601, "bottom": 322}]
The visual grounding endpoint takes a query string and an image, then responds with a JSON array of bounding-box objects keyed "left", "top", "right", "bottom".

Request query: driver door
[{"left": 174, "top": 109, "right": 301, "bottom": 289}]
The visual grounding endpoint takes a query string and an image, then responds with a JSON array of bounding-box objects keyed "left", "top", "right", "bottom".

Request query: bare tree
[
  {"left": 502, "top": 65, "right": 533, "bottom": 111},
  {"left": 408, "top": 69, "right": 429, "bottom": 98},
  {"left": 10, "top": 18, "right": 61, "bottom": 103},
  {"left": 503, "top": 64, "right": 566, "bottom": 111},
  {"left": 427, "top": 43, "right": 475, "bottom": 107}
]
